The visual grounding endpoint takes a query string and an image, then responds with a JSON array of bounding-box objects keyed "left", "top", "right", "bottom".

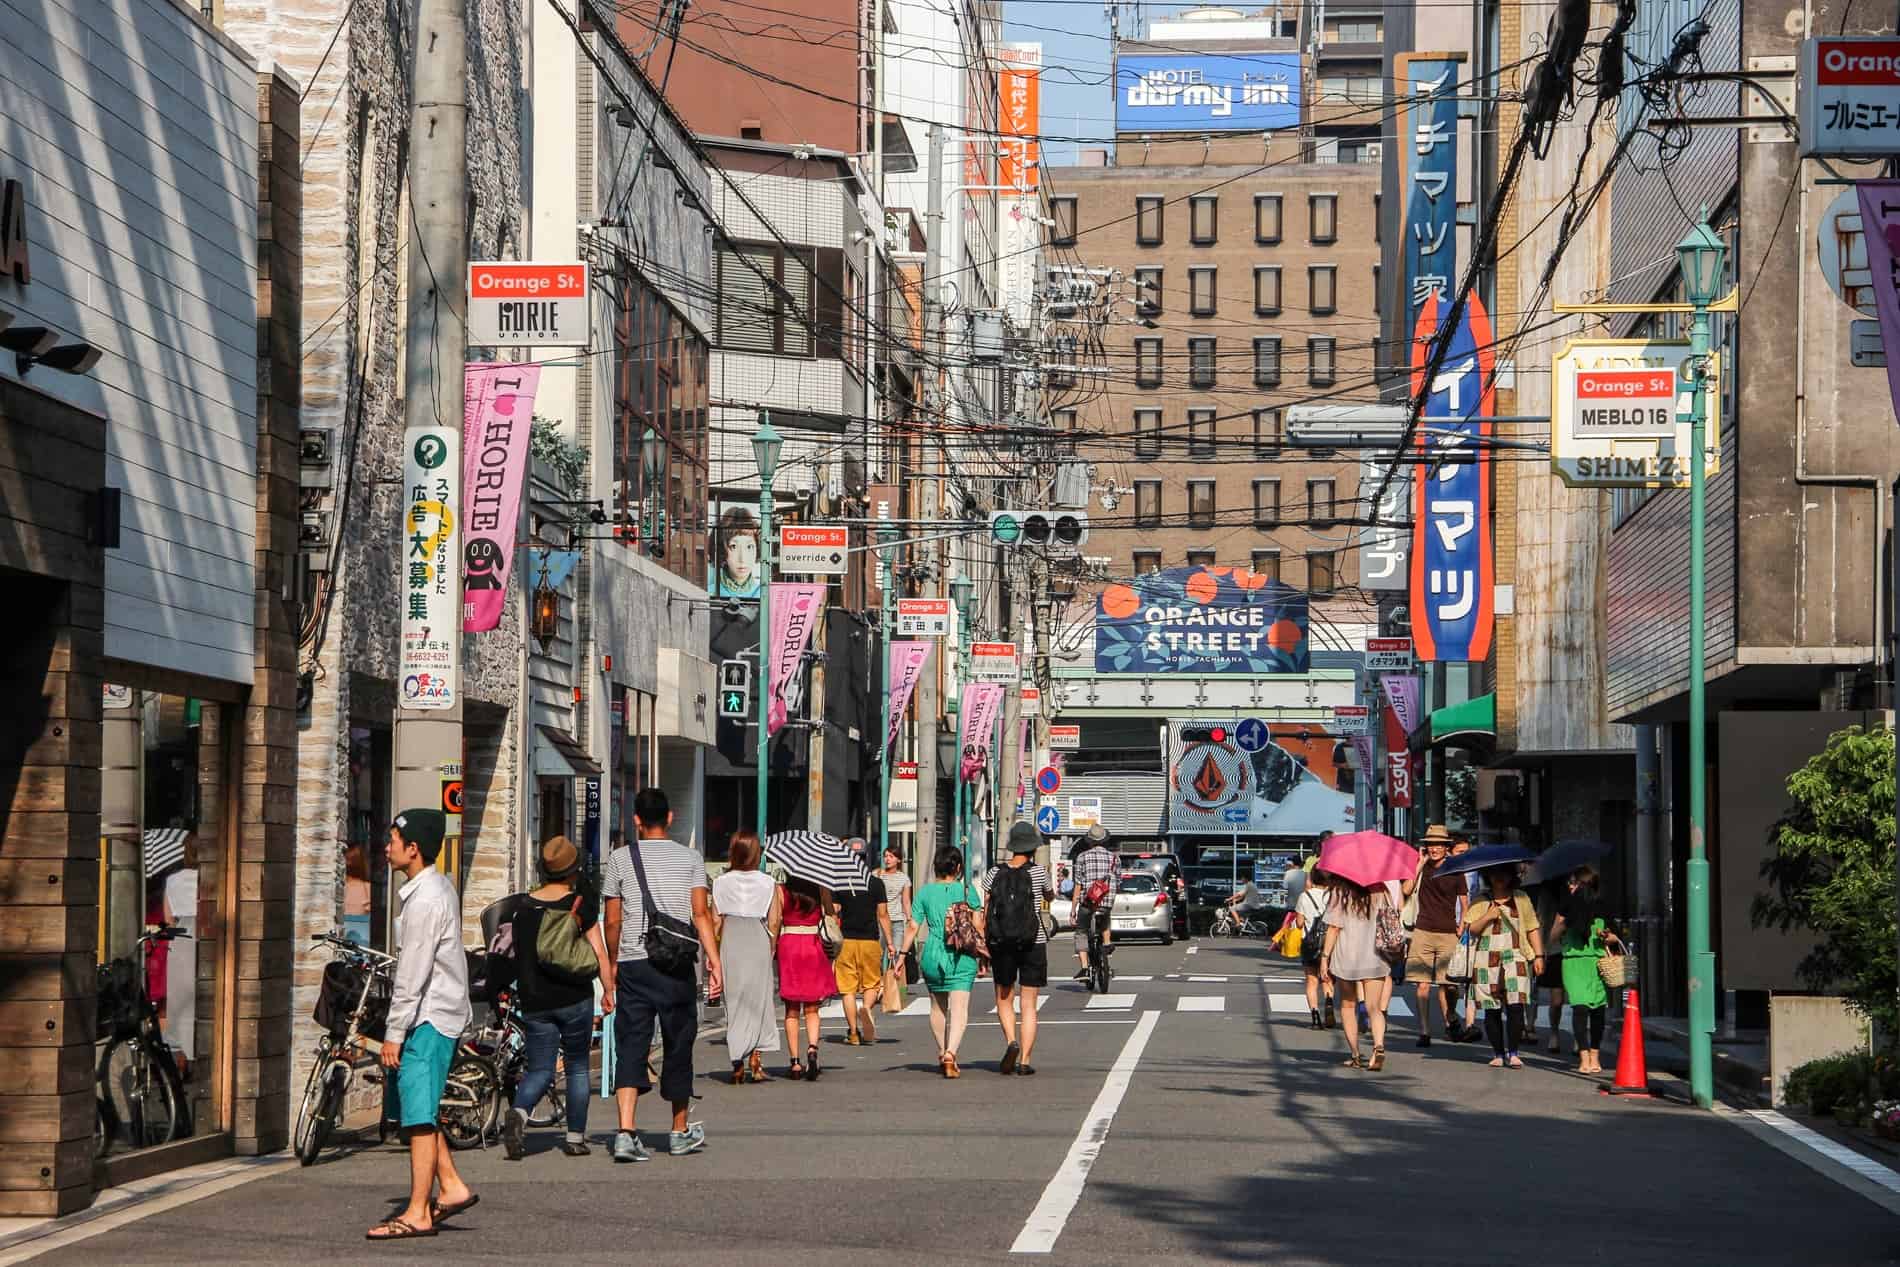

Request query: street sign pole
[
  {"left": 877, "top": 521, "right": 897, "bottom": 865},
  {"left": 1684, "top": 224, "right": 1719, "bottom": 1111}
]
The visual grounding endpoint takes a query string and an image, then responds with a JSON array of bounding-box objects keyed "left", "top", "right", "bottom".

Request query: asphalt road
[{"left": 24, "top": 938, "right": 1900, "bottom": 1265}]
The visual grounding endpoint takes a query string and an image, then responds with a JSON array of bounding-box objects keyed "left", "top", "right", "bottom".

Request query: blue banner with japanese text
[
  {"left": 1399, "top": 55, "right": 1461, "bottom": 327},
  {"left": 1408, "top": 295, "right": 1495, "bottom": 662}
]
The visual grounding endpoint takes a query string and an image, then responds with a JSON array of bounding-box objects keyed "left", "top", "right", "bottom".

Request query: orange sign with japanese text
[{"left": 998, "top": 45, "right": 1041, "bottom": 192}]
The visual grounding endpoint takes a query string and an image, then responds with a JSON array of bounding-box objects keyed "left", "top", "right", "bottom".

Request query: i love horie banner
[
  {"left": 462, "top": 364, "right": 541, "bottom": 632},
  {"left": 886, "top": 641, "right": 932, "bottom": 756},
  {"left": 767, "top": 583, "right": 825, "bottom": 736}
]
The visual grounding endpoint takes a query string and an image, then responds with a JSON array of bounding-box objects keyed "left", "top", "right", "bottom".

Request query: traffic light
[
  {"left": 988, "top": 508, "right": 1088, "bottom": 549},
  {"left": 1180, "top": 723, "right": 1230, "bottom": 745},
  {"left": 718, "top": 659, "right": 751, "bottom": 719}
]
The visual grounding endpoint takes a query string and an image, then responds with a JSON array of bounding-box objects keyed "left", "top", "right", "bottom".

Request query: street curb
[
  {"left": 0, "top": 1154, "right": 294, "bottom": 1265},
  {"left": 1642, "top": 1020, "right": 1769, "bottom": 1104}
]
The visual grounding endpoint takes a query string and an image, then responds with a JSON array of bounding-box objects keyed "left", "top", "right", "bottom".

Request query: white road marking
[
  {"left": 1185, "top": 944, "right": 1200, "bottom": 954},
  {"left": 1386, "top": 996, "right": 1414, "bottom": 1018},
  {"left": 1177, "top": 996, "right": 1225, "bottom": 1012},
  {"left": 1268, "top": 994, "right": 1311, "bottom": 1014},
  {"left": 1011, "top": 1010, "right": 1162, "bottom": 1255},
  {"left": 821, "top": 997, "right": 932, "bottom": 1019},
  {"left": 1084, "top": 993, "right": 1138, "bottom": 1011},
  {"left": 1188, "top": 975, "right": 1228, "bottom": 982},
  {"left": 989, "top": 995, "right": 1050, "bottom": 1015},
  {"left": 1116, "top": 975, "right": 1154, "bottom": 982},
  {"left": 1745, "top": 1110, "right": 1900, "bottom": 1200}
]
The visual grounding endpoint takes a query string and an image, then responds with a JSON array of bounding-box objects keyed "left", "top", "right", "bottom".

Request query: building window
[
  {"left": 1054, "top": 406, "right": 1079, "bottom": 455},
  {"left": 1136, "top": 195, "right": 1164, "bottom": 246},
  {"left": 615, "top": 259, "right": 711, "bottom": 582},
  {"left": 1318, "top": 75, "right": 1380, "bottom": 104},
  {"left": 1252, "top": 478, "right": 1281, "bottom": 527},
  {"left": 1331, "top": 18, "right": 1381, "bottom": 41},
  {"left": 1308, "top": 477, "right": 1336, "bottom": 525},
  {"left": 1134, "top": 408, "right": 1162, "bottom": 458},
  {"left": 1309, "top": 550, "right": 1337, "bottom": 595},
  {"left": 1048, "top": 333, "right": 1078, "bottom": 389},
  {"left": 1134, "top": 480, "right": 1162, "bottom": 527},
  {"left": 1051, "top": 196, "right": 1078, "bottom": 245},
  {"left": 1189, "top": 338, "right": 1216, "bottom": 389},
  {"left": 1253, "top": 407, "right": 1282, "bottom": 456},
  {"left": 1309, "top": 264, "right": 1337, "bottom": 315},
  {"left": 1188, "top": 480, "right": 1215, "bottom": 528},
  {"left": 715, "top": 242, "right": 816, "bottom": 356},
  {"left": 1188, "top": 408, "right": 1216, "bottom": 456},
  {"left": 1133, "top": 549, "right": 1162, "bottom": 575},
  {"left": 1135, "top": 266, "right": 1163, "bottom": 316},
  {"left": 1309, "top": 193, "right": 1338, "bottom": 244},
  {"left": 1251, "top": 548, "right": 1282, "bottom": 582},
  {"left": 1136, "top": 337, "right": 1163, "bottom": 388},
  {"left": 1254, "top": 193, "right": 1282, "bottom": 244},
  {"left": 1308, "top": 336, "right": 1336, "bottom": 386},
  {"left": 1190, "top": 266, "right": 1218, "bottom": 316},
  {"left": 1254, "top": 337, "right": 1281, "bottom": 388},
  {"left": 1254, "top": 265, "right": 1282, "bottom": 316},
  {"left": 1187, "top": 549, "right": 1217, "bottom": 567},
  {"left": 1190, "top": 194, "right": 1218, "bottom": 245},
  {"left": 1373, "top": 264, "right": 1382, "bottom": 316}
]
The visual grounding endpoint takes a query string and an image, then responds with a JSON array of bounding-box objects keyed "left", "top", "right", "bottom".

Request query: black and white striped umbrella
[
  {"left": 763, "top": 830, "right": 872, "bottom": 893},
  {"left": 142, "top": 828, "right": 191, "bottom": 879}
]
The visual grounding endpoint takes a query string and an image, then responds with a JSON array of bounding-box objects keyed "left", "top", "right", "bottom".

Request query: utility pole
[
  {"left": 993, "top": 557, "right": 1026, "bottom": 852},
  {"left": 393, "top": 0, "right": 469, "bottom": 871},
  {"left": 911, "top": 122, "right": 946, "bottom": 891},
  {"left": 877, "top": 519, "right": 898, "bottom": 862}
]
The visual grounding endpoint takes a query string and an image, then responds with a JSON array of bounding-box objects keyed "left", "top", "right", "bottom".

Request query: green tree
[{"left": 1753, "top": 725, "right": 1898, "bottom": 1041}]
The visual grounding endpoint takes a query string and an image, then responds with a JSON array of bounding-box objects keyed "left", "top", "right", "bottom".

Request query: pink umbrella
[{"left": 1317, "top": 831, "right": 1419, "bottom": 888}]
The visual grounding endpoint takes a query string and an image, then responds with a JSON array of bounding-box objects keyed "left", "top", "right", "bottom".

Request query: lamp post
[
  {"left": 950, "top": 574, "right": 976, "bottom": 867},
  {"left": 876, "top": 519, "right": 899, "bottom": 866},
  {"left": 1677, "top": 210, "right": 1726, "bottom": 1110},
  {"left": 751, "top": 412, "right": 784, "bottom": 843}
]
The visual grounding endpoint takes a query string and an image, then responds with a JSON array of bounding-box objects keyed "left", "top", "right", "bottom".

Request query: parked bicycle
[
  {"left": 1209, "top": 908, "right": 1273, "bottom": 938},
  {"left": 294, "top": 932, "right": 397, "bottom": 1166},
  {"left": 95, "top": 925, "right": 191, "bottom": 1157}
]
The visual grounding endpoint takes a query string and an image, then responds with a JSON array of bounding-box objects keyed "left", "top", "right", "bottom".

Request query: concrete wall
[
  {"left": 2, "top": 0, "right": 261, "bottom": 686},
  {"left": 1770, "top": 996, "right": 1868, "bottom": 1107}
]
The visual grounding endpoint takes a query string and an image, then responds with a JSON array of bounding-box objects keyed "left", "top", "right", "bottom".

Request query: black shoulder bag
[{"left": 627, "top": 844, "right": 701, "bottom": 981}]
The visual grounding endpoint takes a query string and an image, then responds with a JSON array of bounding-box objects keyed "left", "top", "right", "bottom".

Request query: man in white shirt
[{"left": 368, "top": 809, "right": 476, "bottom": 1242}]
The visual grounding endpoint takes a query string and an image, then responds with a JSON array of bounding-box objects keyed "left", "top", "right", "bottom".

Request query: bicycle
[
  {"left": 1081, "top": 904, "right": 1113, "bottom": 994},
  {"left": 95, "top": 925, "right": 191, "bottom": 1157},
  {"left": 294, "top": 932, "right": 397, "bottom": 1166},
  {"left": 1210, "top": 908, "right": 1273, "bottom": 938},
  {"left": 440, "top": 991, "right": 570, "bottom": 1152}
]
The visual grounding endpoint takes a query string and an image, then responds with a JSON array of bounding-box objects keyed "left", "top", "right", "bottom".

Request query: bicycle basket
[
  {"left": 313, "top": 961, "right": 389, "bottom": 1039},
  {"left": 95, "top": 959, "right": 141, "bottom": 1039}
]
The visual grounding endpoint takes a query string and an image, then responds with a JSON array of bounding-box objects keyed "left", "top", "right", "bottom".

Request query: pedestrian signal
[{"left": 718, "top": 659, "right": 751, "bottom": 718}]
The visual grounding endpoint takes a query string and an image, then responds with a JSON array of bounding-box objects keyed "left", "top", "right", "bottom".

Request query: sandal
[
  {"left": 1342, "top": 1054, "right": 1363, "bottom": 1069},
  {"left": 748, "top": 1052, "right": 768, "bottom": 1083},
  {"left": 1369, "top": 1047, "right": 1386, "bottom": 1072},
  {"left": 787, "top": 1060, "right": 804, "bottom": 1081},
  {"left": 1507, "top": 1055, "right": 1525, "bottom": 1070},
  {"left": 805, "top": 1045, "right": 821, "bottom": 1081},
  {"left": 430, "top": 1194, "right": 479, "bottom": 1222},
  {"left": 1487, "top": 1057, "right": 1504, "bottom": 1068},
  {"left": 944, "top": 1052, "right": 961, "bottom": 1079},
  {"left": 367, "top": 1219, "right": 437, "bottom": 1241}
]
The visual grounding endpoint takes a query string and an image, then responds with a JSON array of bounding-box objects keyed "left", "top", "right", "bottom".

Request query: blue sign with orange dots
[{"left": 1094, "top": 567, "right": 1309, "bottom": 676}]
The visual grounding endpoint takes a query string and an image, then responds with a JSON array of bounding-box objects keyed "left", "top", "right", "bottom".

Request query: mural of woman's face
[{"left": 724, "top": 532, "right": 758, "bottom": 586}]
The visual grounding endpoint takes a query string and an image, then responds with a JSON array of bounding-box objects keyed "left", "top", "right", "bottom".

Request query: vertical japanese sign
[
  {"left": 400, "top": 428, "right": 459, "bottom": 710},
  {"left": 1382, "top": 674, "right": 1422, "bottom": 809},
  {"left": 998, "top": 44, "right": 1040, "bottom": 191},
  {"left": 1357, "top": 456, "right": 1412, "bottom": 591},
  {"left": 767, "top": 583, "right": 825, "bottom": 736},
  {"left": 958, "top": 683, "right": 1005, "bottom": 784},
  {"left": 885, "top": 641, "right": 933, "bottom": 755},
  {"left": 1398, "top": 54, "right": 1461, "bottom": 333},
  {"left": 461, "top": 364, "right": 540, "bottom": 632},
  {"left": 1408, "top": 294, "right": 1496, "bottom": 661}
]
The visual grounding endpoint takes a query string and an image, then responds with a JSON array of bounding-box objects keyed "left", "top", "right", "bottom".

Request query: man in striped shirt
[{"left": 1069, "top": 825, "right": 1119, "bottom": 982}]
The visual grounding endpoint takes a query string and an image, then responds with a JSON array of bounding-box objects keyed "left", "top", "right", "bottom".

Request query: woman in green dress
[
  {"left": 900, "top": 845, "right": 987, "bottom": 1078},
  {"left": 1548, "top": 866, "right": 1625, "bottom": 1075}
]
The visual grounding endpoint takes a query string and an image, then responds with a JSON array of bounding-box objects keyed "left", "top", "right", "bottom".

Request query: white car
[{"left": 1107, "top": 872, "right": 1174, "bottom": 944}]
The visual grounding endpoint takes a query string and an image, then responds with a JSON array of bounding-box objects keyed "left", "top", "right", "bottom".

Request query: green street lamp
[
  {"left": 1676, "top": 210, "right": 1726, "bottom": 1109},
  {"left": 949, "top": 574, "right": 976, "bottom": 866},
  {"left": 751, "top": 413, "right": 783, "bottom": 843}
]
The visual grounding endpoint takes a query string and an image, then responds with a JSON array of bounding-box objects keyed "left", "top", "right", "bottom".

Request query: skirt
[
  {"left": 719, "top": 916, "right": 781, "bottom": 1062},
  {"left": 777, "top": 927, "right": 838, "bottom": 1004}
]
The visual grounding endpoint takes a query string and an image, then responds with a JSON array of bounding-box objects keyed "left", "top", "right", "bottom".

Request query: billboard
[
  {"left": 1095, "top": 566, "right": 1308, "bottom": 675},
  {"left": 1115, "top": 53, "right": 1301, "bottom": 133},
  {"left": 1167, "top": 721, "right": 1357, "bottom": 837},
  {"left": 1408, "top": 293, "right": 1496, "bottom": 663},
  {"left": 998, "top": 44, "right": 1040, "bottom": 191}
]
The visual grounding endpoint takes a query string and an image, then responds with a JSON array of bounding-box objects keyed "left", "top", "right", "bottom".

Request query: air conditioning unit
[{"left": 1362, "top": 142, "right": 1383, "bottom": 162}]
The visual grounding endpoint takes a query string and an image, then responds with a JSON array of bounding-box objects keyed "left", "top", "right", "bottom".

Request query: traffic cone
[{"left": 1605, "top": 987, "right": 1654, "bottom": 1096}]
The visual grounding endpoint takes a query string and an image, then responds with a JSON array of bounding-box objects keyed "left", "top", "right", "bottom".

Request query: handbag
[
  {"left": 881, "top": 958, "right": 906, "bottom": 1012},
  {"left": 818, "top": 913, "right": 843, "bottom": 960},
  {"left": 1447, "top": 931, "right": 1476, "bottom": 984},
  {"left": 1279, "top": 925, "right": 1304, "bottom": 960},
  {"left": 943, "top": 879, "right": 983, "bottom": 957},
  {"left": 903, "top": 945, "right": 921, "bottom": 985},
  {"left": 1598, "top": 949, "right": 1635, "bottom": 988},
  {"left": 1374, "top": 896, "right": 1409, "bottom": 965},
  {"left": 1401, "top": 889, "right": 1420, "bottom": 931},
  {"left": 534, "top": 895, "right": 599, "bottom": 980},
  {"left": 625, "top": 842, "right": 700, "bottom": 980}
]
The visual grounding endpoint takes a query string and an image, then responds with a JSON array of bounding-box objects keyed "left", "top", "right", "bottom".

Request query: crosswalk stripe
[
  {"left": 1188, "top": 975, "right": 1227, "bottom": 982},
  {"left": 1085, "top": 993, "right": 1138, "bottom": 1010},
  {"left": 1176, "top": 996, "right": 1225, "bottom": 1012},
  {"left": 1116, "top": 975, "right": 1154, "bottom": 982},
  {"left": 989, "top": 995, "right": 1050, "bottom": 1015},
  {"left": 1268, "top": 994, "right": 1310, "bottom": 1014}
]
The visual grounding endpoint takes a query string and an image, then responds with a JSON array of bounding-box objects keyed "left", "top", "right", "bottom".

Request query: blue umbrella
[
  {"left": 1526, "top": 839, "right": 1613, "bottom": 885},
  {"left": 1434, "top": 842, "right": 1535, "bottom": 876}
]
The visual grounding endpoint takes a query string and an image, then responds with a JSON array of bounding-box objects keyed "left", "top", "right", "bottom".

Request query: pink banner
[
  {"left": 1857, "top": 181, "right": 1900, "bottom": 424},
  {"left": 958, "top": 683, "right": 1005, "bottom": 783},
  {"left": 1352, "top": 734, "right": 1376, "bottom": 778},
  {"left": 885, "top": 641, "right": 932, "bottom": 756},
  {"left": 767, "top": 583, "right": 826, "bottom": 736},
  {"left": 1383, "top": 674, "right": 1424, "bottom": 736},
  {"left": 461, "top": 364, "right": 541, "bottom": 632}
]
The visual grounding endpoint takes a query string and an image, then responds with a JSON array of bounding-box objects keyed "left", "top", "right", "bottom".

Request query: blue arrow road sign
[
  {"left": 1222, "top": 807, "right": 1249, "bottom": 824},
  {"left": 1036, "top": 804, "right": 1062, "bottom": 834},
  {"left": 1234, "top": 718, "right": 1270, "bottom": 753},
  {"left": 1036, "top": 766, "right": 1062, "bottom": 795}
]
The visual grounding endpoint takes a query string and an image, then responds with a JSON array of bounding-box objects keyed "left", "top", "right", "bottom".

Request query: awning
[
  {"left": 142, "top": 828, "right": 191, "bottom": 879},
  {"left": 534, "top": 724, "right": 603, "bottom": 777},
  {"left": 1430, "top": 693, "right": 1497, "bottom": 746}
]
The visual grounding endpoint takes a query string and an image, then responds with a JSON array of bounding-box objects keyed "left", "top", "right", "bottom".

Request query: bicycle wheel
[
  {"left": 439, "top": 1054, "right": 501, "bottom": 1151},
  {"left": 98, "top": 1038, "right": 182, "bottom": 1151},
  {"left": 294, "top": 1053, "right": 345, "bottom": 1166}
]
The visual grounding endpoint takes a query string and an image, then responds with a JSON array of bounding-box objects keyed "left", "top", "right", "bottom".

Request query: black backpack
[{"left": 987, "top": 864, "right": 1041, "bottom": 949}]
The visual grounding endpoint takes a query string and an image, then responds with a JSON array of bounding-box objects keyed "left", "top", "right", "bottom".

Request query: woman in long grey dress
[{"left": 711, "top": 832, "right": 782, "bottom": 1083}]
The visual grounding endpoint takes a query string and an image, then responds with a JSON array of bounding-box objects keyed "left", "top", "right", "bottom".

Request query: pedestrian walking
[
  {"left": 602, "top": 788, "right": 722, "bottom": 1161},
  {"left": 710, "top": 831, "right": 781, "bottom": 1084},
  {"left": 982, "top": 822, "right": 1055, "bottom": 1076},
  {"left": 777, "top": 877, "right": 836, "bottom": 1080},
  {"left": 1532, "top": 882, "right": 1566, "bottom": 1052},
  {"left": 830, "top": 838, "right": 893, "bottom": 1047},
  {"left": 1295, "top": 867, "right": 1335, "bottom": 1029},
  {"left": 901, "top": 845, "right": 987, "bottom": 1078},
  {"left": 1318, "top": 876, "right": 1394, "bottom": 1070},
  {"left": 367, "top": 809, "right": 476, "bottom": 1241},
  {"left": 1462, "top": 865, "right": 1545, "bottom": 1069},
  {"left": 496, "top": 835, "right": 613, "bottom": 1161},
  {"left": 1548, "top": 866, "right": 1624, "bottom": 1075},
  {"left": 878, "top": 847, "right": 911, "bottom": 1007},
  {"left": 1401, "top": 824, "right": 1469, "bottom": 1047},
  {"left": 1068, "top": 825, "right": 1118, "bottom": 981}
]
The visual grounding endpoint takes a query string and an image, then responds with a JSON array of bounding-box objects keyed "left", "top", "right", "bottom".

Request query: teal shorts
[{"left": 396, "top": 1023, "right": 457, "bottom": 1128}]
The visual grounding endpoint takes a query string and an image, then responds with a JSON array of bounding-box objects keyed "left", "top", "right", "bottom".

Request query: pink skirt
[{"left": 777, "top": 930, "right": 837, "bottom": 1004}]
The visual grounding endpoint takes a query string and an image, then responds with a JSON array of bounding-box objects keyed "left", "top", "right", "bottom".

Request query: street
[{"left": 18, "top": 938, "right": 1899, "bottom": 1265}]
